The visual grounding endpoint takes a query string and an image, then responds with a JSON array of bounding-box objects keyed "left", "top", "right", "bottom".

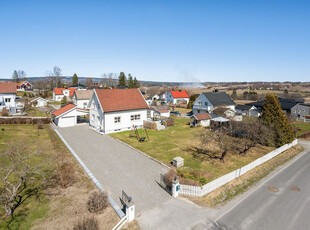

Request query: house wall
[
  {"left": 36, "top": 99, "right": 47, "bottom": 107},
  {"left": 104, "top": 109, "right": 148, "bottom": 134},
  {"left": 89, "top": 93, "right": 104, "bottom": 131},
  {"left": 53, "top": 92, "right": 64, "bottom": 102},
  {"left": 54, "top": 108, "right": 88, "bottom": 127},
  {"left": 199, "top": 119, "right": 210, "bottom": 127},
  {"left": 76, "top": 99, "right": 90, "bottom": 109},
  {"left": 0, "top": 93, "right": 16, "bottom": 112},
  {"left": 291, "top": 104, "right": 310, "bottom": 119}
]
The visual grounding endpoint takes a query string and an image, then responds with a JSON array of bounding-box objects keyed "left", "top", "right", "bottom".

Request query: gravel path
[{"left": 56, "top": 124, "right": 171, "bottom": 214}]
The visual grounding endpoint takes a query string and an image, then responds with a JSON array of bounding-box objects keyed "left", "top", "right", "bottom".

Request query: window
[
  {"left": 92, "top": 102, "right": 95, "bottom": 109},
  {"left": 293, "top": 110, "right": 296, "bottom": 113},
  {"left": 97, "top": 116, "right": 101, "bottom": 125},
  {"left": 147, "top": 110, "right": 151, "bottom": 118},
  {"left": 92, "top": 114, "right": 95, "bottom": 121},
  {"left": 197, "top": 109, "right": 201, "bottom": 113},
  {"left": 5, "top": 98, "right": 11, "bottom": 103},
  {"left": 197, "top": 101, "right": 202, "bottom": 105},
  {"left": 114, "top": 116, "right": 121, "bottom": 123},
  {"left": 131, "top": 114, "right": 141, "bottom": 121},
  {"left": 83, "top": 102, "right": 87, "bottom": 106},
  {"left": 205, "top": 102, "right": 208, "bottom": 106}
]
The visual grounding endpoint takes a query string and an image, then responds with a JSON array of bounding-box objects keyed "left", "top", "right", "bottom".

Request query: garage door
[{"left": 59, "top": 116, "right": 75, "bottom": 127}]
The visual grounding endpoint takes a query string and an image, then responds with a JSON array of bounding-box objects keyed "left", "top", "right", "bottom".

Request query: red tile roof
[
  {"left": 0, "top": 82, "right": 17, "bottom": 94},
  {"left": 170, "top": 90, "right": 189, "bottom": 98},
  {"left": 193, "top": 113, "right": 211, "bottom": 121},
  {"left": 54, "top": 88, "right": 77, "bottom": 96},
  {"left": 52, "top": 104, "right": 76, "bottom": 117},
  {"left": 95, "top": 89, "right": 149, "bottom": 112}
]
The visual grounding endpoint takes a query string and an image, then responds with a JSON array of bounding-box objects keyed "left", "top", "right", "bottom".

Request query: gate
[{"left": 159, "top": 173, "right": 172, "bottom": 195}]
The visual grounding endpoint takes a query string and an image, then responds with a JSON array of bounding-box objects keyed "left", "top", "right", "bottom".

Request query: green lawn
[
  {"left": 292, "top": 121, "right": 310, "bottom": 137},
  {"left": 25, "top": 108, "right": 49, "bottom": 117},
  {"left": 0, "top": 125, "right": 52, "bottom": 229},
  {"left": 48, "top": 101, "right": 62, "bottom": 105},
  {"left": 110, "top": 117, "right": 274, "bottom": 185}
]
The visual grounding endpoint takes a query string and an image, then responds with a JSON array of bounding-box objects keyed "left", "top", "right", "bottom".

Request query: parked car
[{"left": 170, "top": 111, "right": 181, "bottom": 116}]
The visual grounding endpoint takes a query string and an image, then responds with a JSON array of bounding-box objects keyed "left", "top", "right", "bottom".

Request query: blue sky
[{"left": 0, "top": 0, "right": 309, "bottom": 82}]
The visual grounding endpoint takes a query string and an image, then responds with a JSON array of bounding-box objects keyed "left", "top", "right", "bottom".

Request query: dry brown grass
[
  {"left": 186, "top": 145, "right": 304, "bottom": 207},
  {"left": 121, "top": 220, "right": 140, "bottom": 230}
]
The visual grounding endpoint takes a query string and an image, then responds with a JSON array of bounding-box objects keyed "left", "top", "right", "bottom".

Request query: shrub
[
  {"left": 1, "top": 108, "right": 9, "bottom": 116},
  {"left": 37, "top": 121, "right": 44, "bottom": 129},
  {"left": 58, "top": 161, "right": 75, "bottom": 189},
  {"left": 87, "top": 191, "right": 109, "bottom": 214},
  {"left": 2, "top": 128, "right": 5, "bottom": 131},
  {"left": 73, "top": 216, "right": 99, "bottom": 230}
]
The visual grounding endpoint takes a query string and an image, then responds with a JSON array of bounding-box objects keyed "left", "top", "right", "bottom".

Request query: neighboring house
[
  {"left": 246, "top": 97, "right": 298, "bottom": 115},
  {"left": 52, "top": 104, "right": 89, "bottom": 127},
  {"left": 235, "top": 104, "right": 260, "bottom": 117},
  {"left": 30, "top": 97, "right": 48, "bottom": 107},
  {"left": 72, "top": 90, "right": 92, "bottom": 109},
  {"left": 152, "top": 105, "right": 170, "bottom": 118},
  {"left": 17, "top": 80, "right": 32, "bottom": 91},
  {"left": 191, "top": 113, "right": 211, "bottom": 127},
  {"left": 89, "top": 88, "right": 150, "bottom": 134},
  {"left": 291, "top": 103, "right": 310, "bottom": 120},
  {"left": 192, "top": 91, "right": 235, "bottom": 114},
  {"left": 53, "top": 88, "right": 77, "bottom": 102},
  {"left": 0, "top": 82, "right": 17, "bottom": 114},
  {"left": 166, "top": 90, "right": 190, "bottom": 105}
]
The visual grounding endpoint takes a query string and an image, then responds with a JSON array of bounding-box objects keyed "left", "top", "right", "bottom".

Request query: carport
[{"left": 52, "top": 104, "right": 89, "bottom": 127}]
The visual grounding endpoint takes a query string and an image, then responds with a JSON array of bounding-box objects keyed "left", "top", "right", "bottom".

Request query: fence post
[{"left": 172, "top": 176, "right": 180, "bottom": 198}]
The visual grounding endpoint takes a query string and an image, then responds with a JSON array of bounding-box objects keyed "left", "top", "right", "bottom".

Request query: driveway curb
[{"left": 50, "top": 124, "right": 126, "bottom": 219}]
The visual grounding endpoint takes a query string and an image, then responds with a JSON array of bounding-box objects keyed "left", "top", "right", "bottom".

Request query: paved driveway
[{"left": 56, "top": 124, "right": 171, "bottom": 214}]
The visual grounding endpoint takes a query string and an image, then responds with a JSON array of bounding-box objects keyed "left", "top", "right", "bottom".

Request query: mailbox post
[{"left": 172, "top": 176, "right": 180, "bottom": 198}]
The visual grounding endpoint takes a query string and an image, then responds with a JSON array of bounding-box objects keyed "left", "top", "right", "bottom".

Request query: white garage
[
  {"left": 52, "top": 104, "right": 89, "bottom": 127},
  {"left": 30, "top": 97, "right": 48, "bottom": 107}
]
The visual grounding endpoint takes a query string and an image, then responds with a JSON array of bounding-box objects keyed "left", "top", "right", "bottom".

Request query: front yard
[
  {"left": 0, "top": 125, "right": 119, "bottom": 230},
  {"left": 110, "top": 117, "right": 275, "bottom": 185},
  {"left": 292, "top": 121, "right": 310, "bottom": 137}
]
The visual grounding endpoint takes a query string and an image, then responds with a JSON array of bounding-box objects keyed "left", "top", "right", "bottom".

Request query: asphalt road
[
  {"left": 208, "top": 140, "right": 310, "bottom": 230},
  {"left": 56, "top": 124, "right": 171, "bottom": 214}
]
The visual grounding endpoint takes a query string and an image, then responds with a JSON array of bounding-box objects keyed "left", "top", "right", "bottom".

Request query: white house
[
  {"left": 52, "top": 104, "right": 89, "bottom": 127},
  {"left": 152, "top": 94, "right": 160, "bottom": 101},
  {"left": 193, "top": 91, "right": 235, "bottom": 114},
  {"left": 17, "top": 80, "right": 32, "bottom": 91},
  {"left": 72, "top": 90, "right": 92, "bottom": 109},
  {"left": 0, "top": 82, "right": 17, "bottom": 114},
  {"left": 235, "top": 104, "right": 260, "bottom": 117},
  {"left": 165, "top": 90, "right": 190, "bottom": 105},
  {"left": 30, "top": 97, "right": 48, "bottom": 107},
  {"left": 152, "top": 105, "right": 170, "bottom": 118},
  {"left": 53, "top": 88, "right": 77, "bottom": 102},
  {"left": 88, "top": 88, "right": 150, "bottom": 134},
  {"left": 191, "top": 113, "right": 211, "bottom": 127}
]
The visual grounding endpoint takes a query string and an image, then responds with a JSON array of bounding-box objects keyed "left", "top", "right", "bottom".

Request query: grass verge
[{"left": 187, "top": 144, "right": 304, "bottom": 207}]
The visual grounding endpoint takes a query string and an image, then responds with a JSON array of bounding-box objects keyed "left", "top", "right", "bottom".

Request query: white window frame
[
  {"left": 131, "top": 114, "right": 141, "bottom": 121},
  {"left": 5, "top": 98, "right": 11, "bottom": 103}
]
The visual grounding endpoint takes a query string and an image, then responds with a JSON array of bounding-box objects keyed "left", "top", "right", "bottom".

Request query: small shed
[
  {"left": 30, "top": 97, "right": 48, "bottom": 107},
  {"left": 52, "top": 104, "right": 89, "bottom": 127},
  {"left": 191, "top": 113, "right": 211, "bottom": 127},
  {"left": 210, "top": 116, "right": 229, "bottom": 128}
]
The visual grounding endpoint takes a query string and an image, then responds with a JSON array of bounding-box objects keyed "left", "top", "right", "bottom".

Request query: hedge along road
[{"left": 55, "top": 124, "right": 171, "bottom": 214}]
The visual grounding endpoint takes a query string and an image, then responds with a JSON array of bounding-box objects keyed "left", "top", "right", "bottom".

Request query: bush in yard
[
  {"left": 87, "top": 191, "right": 109, "bottom": 214},
  {"left": 1, "top": 108, "right": 9, "bottom": 116},
  {"left": 56, "top": 160, "right": 75, "bottom": 189},
  {"left": 73, "top": 216, "right": 99, "bottom": 230},
  {"left": 37, "top": 121, "right": 44, "bottom": 129}
]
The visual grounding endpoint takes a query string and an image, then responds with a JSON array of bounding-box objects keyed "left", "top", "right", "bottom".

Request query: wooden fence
[{"left": 179, "top": 140, "right": 298, "bottom": 197}]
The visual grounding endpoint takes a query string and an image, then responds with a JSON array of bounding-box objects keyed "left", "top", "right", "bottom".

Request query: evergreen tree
[
  {"left": 133, "top": 77, "right": 140, "bottom": 88},
  {"left": 61, "top": 96, "right": 67, "bottom": 105},
  {"left": 72, "top": 73, "right": 78, "bottom": 85},
  {"left": 12, "top": 70, "right": 19, "bottom": 83},
  {"left": 261, "top": 94, "right": 295, "bottom": 147},
  {"left": 128, "top": 74, "right": 134, "bottom": 88},
  {"left": 231, "top": 89, "right": 237, "bottom": 100},
  {"left": 118, "top": 72, "right": 127, "bottom": 86},
  {"left": 187, "top": 94, "right": 197, "bottom": 109}
]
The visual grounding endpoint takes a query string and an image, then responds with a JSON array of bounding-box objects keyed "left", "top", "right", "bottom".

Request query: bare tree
[
  {"left": 0, "top": 142, "right": 44, "bottom": 217},
  {"left": 52, "top": 66, "right": 62, "bottom": 88}
]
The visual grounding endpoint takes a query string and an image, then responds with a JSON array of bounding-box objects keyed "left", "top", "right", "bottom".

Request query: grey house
[
  {"left": 291, "top": 103, "right": 310, "bottom": 120},
  {"left": 192, "top": 91, "right": 235, "bottom": 114}
]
